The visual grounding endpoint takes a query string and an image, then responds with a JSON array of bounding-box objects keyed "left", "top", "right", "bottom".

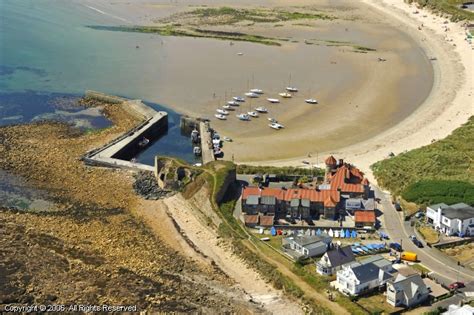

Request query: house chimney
[{"left": 338, "top": 159, "right": 344, "bottom": 166}]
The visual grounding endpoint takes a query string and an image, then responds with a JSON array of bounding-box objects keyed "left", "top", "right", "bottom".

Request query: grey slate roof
[
  {"left": 246, "top": 195, "right": 259, "bottom": 205},
  {"left": 428, "top": 203, "right": 449, "bottom": 210},
  {"left": 288, "top": 235, "right": 332, "bottom": 247},
  {"left": 442, "top": 205, "right": 474, "bottom": 220},
  {"left": 352, "top": 262, "right": 380, "bottom": 282},
  {"left": 301, "top": 199, "right": 310, "bottom": 207},
  {"left": 261, "top": 195, "right": 276, "bottom": 205},
  {"left": 360, "top": 255, "right": 392, "bottom": 269},
  {"left": 326, "top": 246, "right": 355, "bottom": 267},
  {"left": 389, "top": 274, "right": 428, "bottom": 299},
  {"left": 345, "top": 198, "right": 375, "bottom": 210},
  {"left": 450, "top": 203, "right": 471, "bottom": 209},
  {"left": 290, "top": 198, "right": 300, "bottom": 207},
  {"left": 305, "top": 242, "right": 328, "bottom": 252}
]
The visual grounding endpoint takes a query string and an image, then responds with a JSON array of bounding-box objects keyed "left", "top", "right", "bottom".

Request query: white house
[
  {"left": 386, "top": 273, "right": 429, "bottom": 308},
  {"left": 316, "top": 245, "right": 355, "bottom": 276},
  {"left": 426, "top": 203, "right": 474, "bottom": 236},
  {"left": 282, "top": 235, "right": 332, "bottom": 260},
  {"left": 336, "top": 257, "right": 394, "bottom": 296}
]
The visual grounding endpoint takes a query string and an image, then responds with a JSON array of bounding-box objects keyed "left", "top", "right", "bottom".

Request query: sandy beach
[
  {"left": 254, "top": 0, "right": 473, "bottom": 182},
  {"left": 76, "top": 0, "right": 435, "bottom": 162}
]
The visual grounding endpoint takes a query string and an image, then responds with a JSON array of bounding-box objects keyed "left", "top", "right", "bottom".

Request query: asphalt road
[{"left": 374, "top": 185, "right": 474, "bottom": 285}]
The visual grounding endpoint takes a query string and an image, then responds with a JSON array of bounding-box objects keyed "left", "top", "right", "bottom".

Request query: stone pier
[
  {"left": 199, "top": 122, "right": 215, "bottom": 165},
  {"left": 82, "top": 91, "right": 168, "bottom": 172}
]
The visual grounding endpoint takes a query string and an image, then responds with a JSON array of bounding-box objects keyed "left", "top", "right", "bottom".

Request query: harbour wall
[{"left": 82, "top": 91, "right": 168, "bottom": 172}]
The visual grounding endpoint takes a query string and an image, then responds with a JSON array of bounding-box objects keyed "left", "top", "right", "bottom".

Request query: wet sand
[
  {"left": 80, "top": 0, "right": 434, "bottom": 162},
  {"left": 250, "top": 0, "right": 473, "bottom": 182}
]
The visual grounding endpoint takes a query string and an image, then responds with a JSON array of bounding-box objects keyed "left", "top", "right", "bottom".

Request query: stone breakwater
[{"left": 81, "top": 91, "right": 168, "bottom": 172}]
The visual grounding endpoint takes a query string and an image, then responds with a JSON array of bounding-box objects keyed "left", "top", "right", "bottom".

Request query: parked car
[
  {"left": 415, "top": 211, "right": 425, "bottom": 219},
  {"left": 448, "top": 282, "right": 465, "bottom": 290},
  {"left": 389, "top": 242, "right": 403, "bottom": 252},
  {"left": 394, "top": 203, "right": 402, "bottom": 211},
  {"left": 410, "top": 236, "right": 424, "bottom": 248}
]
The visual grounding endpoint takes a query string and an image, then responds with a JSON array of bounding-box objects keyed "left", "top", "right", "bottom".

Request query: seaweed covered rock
[{"left": 133, "top": 171, "right": 171, "bottom": 200}]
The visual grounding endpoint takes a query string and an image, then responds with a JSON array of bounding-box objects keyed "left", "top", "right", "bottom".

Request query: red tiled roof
[
  {"left": 354, "top": 210, "right": 376, "bottom": 223},
  {"left": 259, "top": 215, "right": 274, "bottom": 227},
  {"left": 282, "top": 188, "right": 340, "bottom": 203},
  {"left": 242, "top": 186, "right": 261, "bottom": 200},
  {"left": 243, "top": 186, "right": 340, "bottom": 204},
  {"left": 261, "top": 187, "right": 285, "bottom": 199},
  {"left": 244, "top": 214, "right": 259, "bottom": 225},
  {"left": 329, "top": 165, "right": 365, "bottom": 194},
  {"left": 325, "top": 155, "right": 337, "bottom": 165}
]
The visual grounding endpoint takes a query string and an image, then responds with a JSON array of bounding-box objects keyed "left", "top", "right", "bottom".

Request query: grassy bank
[
  {"left": 176, "top": 6, "right": 333, "bottom": 25},
  {"left": 237, "top": 164, "right": 325, "bottom": 176},
  {"left": 405, "top": 0, "right": 474, "bottom": 21},
  {"left": 199, "top": 161, "right": 370, "bottom": 314},
  {"left": 371, "top": 116, "right": 474, "bottom": 205},
  {"left": 87, "top": 25, "right": 282, "bottom": 46},
  {"left": 417, "top": 225, "right": 440, "bottom": 244}
]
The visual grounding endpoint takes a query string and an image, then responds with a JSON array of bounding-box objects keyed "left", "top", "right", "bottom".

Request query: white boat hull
[{"left": 267, "top": 98, "right": 280, "bottom": 103}]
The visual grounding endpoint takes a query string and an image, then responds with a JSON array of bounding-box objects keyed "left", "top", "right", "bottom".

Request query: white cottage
[
  {"left": 336, "top": 257, "right": 394, "bottom": 296},
  {"left": 386, "top": 273, "right": 429, "bottom": 308},
  {"left": 426, "top": 203, "right": 474, "bottom": 236}
]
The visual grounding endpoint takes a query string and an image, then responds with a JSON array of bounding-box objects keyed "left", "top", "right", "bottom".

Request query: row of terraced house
[{"left": 241, "top": 156, "right": 374, "bottom": 223}]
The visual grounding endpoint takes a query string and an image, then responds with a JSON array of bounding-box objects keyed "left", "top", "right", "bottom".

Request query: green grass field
[
  {"left": 406, "top": 0, "right": 474, "bottom": 21},
  {"left": 372, "top": 117, "right": 474, "bottom": 205}
]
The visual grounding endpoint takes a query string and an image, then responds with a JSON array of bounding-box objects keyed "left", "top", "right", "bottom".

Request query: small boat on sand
[
  {"left": 138, "top": 137, "right": 150, "bottom": 147},
  {"left": 223, "top": 136, "right": 232, "bottom": 142},
  {"left": 269, "top": 122, "right": 284, "bottom": 129},
  {"left": 305, "top": 99, "right": 318, "bottom": 104},
  {"left": 227, "top": 100, "right": 240, "bottom": 106},
  {"left": 247, "top": 111, "right": 259, "bottom": 118},
  {"left": 267, "top": 98, "right": 280, "bottom": 103},
  {"left": 268, "top": 117, "right": 277, "bottom": 123},
  {"left": 286, "top": 87, "right": 298, "bottom": 92},
  {"left": 250, "top": 89, "right": 263, "bottom": 94},
  {"left": 279, "top": 92, "right": 292, "bottom": 98},
  {"left": 237, "top": 113, "right": 250, "bottom": 121},
  {"left": 255, "top": 107, "right": 268, "bottom": 113},
  {"left": 222, "top": 104, "right": 234, "bottom": 110},
  {"left": 237, "top": 52, "right": 244, "bottom": 56},
  {"left": 245, "top": 92, "right": 259, "bottom": 98},
  {"left": 233, "top": 96, "right": 245, "bottom": 102},
  {"left": 216, "top": 109, "right": 229, "bottom": 115},
  {"left": 215, "top": 114, "right": 227, "bottom": 120}
]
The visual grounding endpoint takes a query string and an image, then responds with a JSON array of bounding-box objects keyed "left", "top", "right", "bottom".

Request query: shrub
[{"left": 402, "top": 180, "right": 474, "bottom": 206}]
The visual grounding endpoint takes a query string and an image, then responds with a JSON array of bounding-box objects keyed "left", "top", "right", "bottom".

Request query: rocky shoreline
[{"left": 0, "top": 99, "right": 255, "bottom": 312}]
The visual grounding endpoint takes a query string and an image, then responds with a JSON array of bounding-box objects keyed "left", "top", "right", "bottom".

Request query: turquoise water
[{"left": 0, "top": 0, "right": 196, "bottom": 163}]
